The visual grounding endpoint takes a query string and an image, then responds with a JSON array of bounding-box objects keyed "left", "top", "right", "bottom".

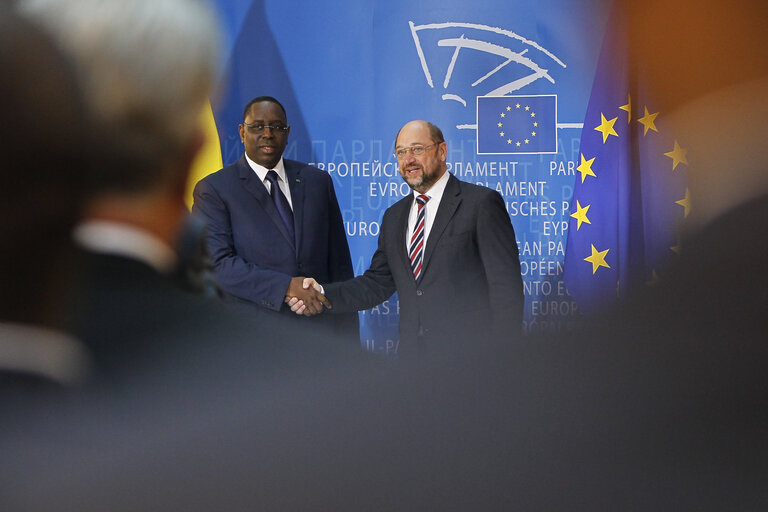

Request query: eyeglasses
[
  {"left": 244, "top": 123, "right": 290, "bottom": 133},
  {"left": 393, "top": 142, "right": 439, "bottom": 159}
]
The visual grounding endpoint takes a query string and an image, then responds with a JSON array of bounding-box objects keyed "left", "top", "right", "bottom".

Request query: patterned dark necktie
[
  {"left": 265, "top": 170, "right": 295, "bottom": 244},
  {"left": 408, "top": 194, "right": 430, "bottom": 279}
]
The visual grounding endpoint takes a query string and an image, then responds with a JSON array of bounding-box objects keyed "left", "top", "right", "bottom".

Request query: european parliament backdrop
[{"left": 196, "top": 0, "right": 682, "bottom": 354}]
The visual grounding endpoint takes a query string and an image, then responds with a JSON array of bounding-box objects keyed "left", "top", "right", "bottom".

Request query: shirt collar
[
  {"left": 0, "top": 322, "right": 91, "bottom": 385},
  {"left": 245, "top": 153, "right": 287, "bottom": 183},
  {"left": 73, "top": 220, "right": 177, "bottom": 273}
]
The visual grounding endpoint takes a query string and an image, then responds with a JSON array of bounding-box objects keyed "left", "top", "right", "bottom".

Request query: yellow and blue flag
[
  {"left": 563, "top": 5, "right": 689, "bottom": 314},
  {"left": 185, "top": 100, "right": 223, "bottom": 209}
]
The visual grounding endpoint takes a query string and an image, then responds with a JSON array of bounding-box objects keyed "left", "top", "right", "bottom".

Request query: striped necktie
[{"left": 408, "top": 194, "right": 430, "bottom": 280}]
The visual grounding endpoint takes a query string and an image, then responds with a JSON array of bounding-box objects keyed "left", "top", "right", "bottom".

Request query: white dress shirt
[
  {"left": 73, "top": 220, "right": 177, "bottom": 273},
  {"left": 0, "top": 322, "right": 91, "bottom": 385},
  {"left": 244, "top": 154, "right": 293, "bottom": 209},
  {"left": 406, "top": 170, "right": 451, "bottom": 249}
]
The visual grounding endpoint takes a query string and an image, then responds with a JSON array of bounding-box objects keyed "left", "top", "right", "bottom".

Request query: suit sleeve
[
  {"left": 323, "top": 214, "right": 397, "bottom": 313},
  {"left": 192, "top": 178, "right": 291, "bottom": 311},
  {"left": 324, "top": 175, "right": 354, "bottom": 282},
  {"left": 476, "top": 191, "right": 524, "bottom": 338}
]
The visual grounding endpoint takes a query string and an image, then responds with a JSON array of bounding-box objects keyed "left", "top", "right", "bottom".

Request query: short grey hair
[{"left": 19, "top": 0, "right": 221, "bottom": 189}]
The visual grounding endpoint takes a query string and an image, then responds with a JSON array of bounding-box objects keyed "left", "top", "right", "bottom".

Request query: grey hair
[{"left": 18, "top": 0, "right": 221, "bottom": 187}]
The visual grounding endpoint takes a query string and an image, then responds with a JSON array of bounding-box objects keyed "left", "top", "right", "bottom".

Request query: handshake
[{"left": 284, "top": 276, "right": 330, "bottom": 316}]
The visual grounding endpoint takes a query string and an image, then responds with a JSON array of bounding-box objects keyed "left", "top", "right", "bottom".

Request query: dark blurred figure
[
  {"left": 0, "top": 6, "right": 91, "bottom": 391},
  {"left": 1, "top": 1, "right": 766, "bottom": 510}
]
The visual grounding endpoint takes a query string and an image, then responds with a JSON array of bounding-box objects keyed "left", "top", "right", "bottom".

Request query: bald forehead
[{"left": 395, "top": 121, "right": 432, "bottom": 147}]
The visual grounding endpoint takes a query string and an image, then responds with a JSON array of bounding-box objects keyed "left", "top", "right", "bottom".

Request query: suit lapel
[
  {"left": 421, "top": 174, "right": 461, "bottom": 277},
  {"left": 237, "top": 156, "right": 295, "bottom": 249},
  {"left": 285, "top": 161, "right": 303, "bottom": 253}
]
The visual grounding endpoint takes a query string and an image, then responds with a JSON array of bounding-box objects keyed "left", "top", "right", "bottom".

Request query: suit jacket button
[
  {"left": 298, "top": 263, "right": 303, "bottom": 269},
  {"left": 416, "top": 290, "right": 423, "bottom": 296}
]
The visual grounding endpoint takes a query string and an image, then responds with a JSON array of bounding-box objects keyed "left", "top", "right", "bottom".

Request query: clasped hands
[{"left": 284, "top": 276, "right": 329, "bottom": 316}]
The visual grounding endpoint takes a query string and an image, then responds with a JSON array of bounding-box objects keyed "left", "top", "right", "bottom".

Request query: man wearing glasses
[
  {"left": 192, "top": 96, "right": 356, "bottom": 341},
  {"left": 294, "top": 120, "right": 524, "bottom": 355}
]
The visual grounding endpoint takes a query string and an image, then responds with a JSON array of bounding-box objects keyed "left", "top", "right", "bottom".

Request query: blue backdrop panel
[{"left": 209, "top": 0, "right": 611, "bottom": 353}]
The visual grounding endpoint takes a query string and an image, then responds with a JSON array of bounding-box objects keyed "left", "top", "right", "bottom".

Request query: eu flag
[
  {"left": 563, "top": 4, "right": 689, "bottom": 314},
  {"left": 476, "top": 95, "right": 557, "bottom": 154}
]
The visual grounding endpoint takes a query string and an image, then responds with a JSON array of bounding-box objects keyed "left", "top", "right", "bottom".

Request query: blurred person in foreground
[
  {"left": 0, "top": 6, "right": 92, "bottom": 392},
  {"left": 1, "top": 0, "right": 767, "bottom": 510},
  {"left": 16, "top": 0, "right": 336, "bottom": 385}
]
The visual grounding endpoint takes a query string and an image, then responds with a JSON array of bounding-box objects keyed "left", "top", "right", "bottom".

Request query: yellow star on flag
[
  {"left": 570, "top": 200, "right": 592, "bottom": 230},
  {"left": 585, "top": 244, "right": 611, "bottom": 274},
  {"left": 594, "top": 113, "right": 619, "bottom": 143},
  {"left": 576, "top": 153, "right": 597, "bottom": 183},
  {"left": 497, "top": 122, "right": 502, "bottom": 128},
  {"left": 500, "top": 112, "right": 506, "bottom": 118},
  {"left": 670, "top": 233, "right": 682, "bottom": 255},
  {"left": 499, "top": 131, "right": 505, "bottom": 137},
  {"left": 664, "top": 140, "right": 688, "bottom": 170},
  {"left": 676, "top": 188, "right": 691, "bottom": 217},
  {"left": 507, "top": 139, "right": 512, "bottom": 144},
  {"left": 638, "top": 106, "right": 659, "bottom": 135},
  {"left": 506, "top": 105, "right": 511, "bottom": 111},
  {"left": 619, "top": 94, "right": 631, "bottom": 123}
]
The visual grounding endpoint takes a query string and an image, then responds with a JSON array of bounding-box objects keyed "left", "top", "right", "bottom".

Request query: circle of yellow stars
[
  {"left": 497, "top": 103, "right": 538, "bottom": 147},
  {"left": 571, "top": 93, "right": 690, "bottom": 276}
]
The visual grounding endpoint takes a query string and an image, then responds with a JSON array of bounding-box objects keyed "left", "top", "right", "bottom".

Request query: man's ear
[{"left": 438, "top": 141, "right": 447, "bottom": 162}]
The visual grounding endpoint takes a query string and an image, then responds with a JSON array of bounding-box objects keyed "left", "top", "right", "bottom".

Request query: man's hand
[
  {"left": 284, "top": 276, "right": 331, "bottom": 316},
  {"left": 302, "top": 277, "right": 323, "bottom": 293}
]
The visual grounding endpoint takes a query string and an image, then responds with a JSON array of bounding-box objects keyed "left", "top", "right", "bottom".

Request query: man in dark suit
[
  {"left": 296, "top": 120, "right": 523, "bottom": 354},
  {"left": 192, "top": 96, "right": 356, "bottom": 339}
]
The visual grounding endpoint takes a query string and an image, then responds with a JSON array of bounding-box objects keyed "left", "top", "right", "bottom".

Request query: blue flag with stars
[
  {"left": 476, "top": 95, "right": 557, "bottom": 154},
  {"left": 563, "top": 4, "right": 689, "bottom": 314}
]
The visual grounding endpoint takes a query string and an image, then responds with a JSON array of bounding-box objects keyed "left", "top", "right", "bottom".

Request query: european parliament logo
[
  {"left": 476, "top": 95, "right": 557, "bottom": 154},
  {"left": 406, "top": 21, "right": 568, "bottom": 135}
]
